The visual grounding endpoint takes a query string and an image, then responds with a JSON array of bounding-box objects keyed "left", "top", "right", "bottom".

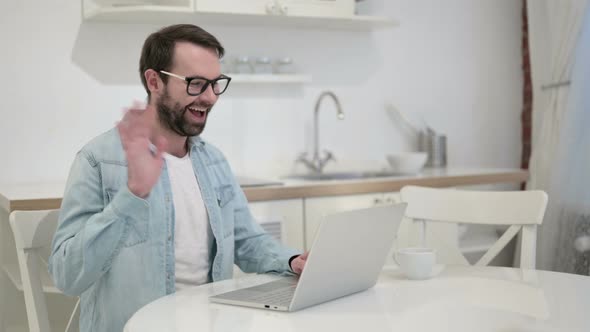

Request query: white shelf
[
  {"left": 230, "top": 74, "right": 311, "bottom": 84},
  {"left": 83, "top": 5, "right": 398, "bottom": 30}
]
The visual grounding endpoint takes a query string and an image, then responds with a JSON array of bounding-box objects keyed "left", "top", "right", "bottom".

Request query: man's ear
[{"left": 144, "top": 69, "right": 163, "bottom": 95}]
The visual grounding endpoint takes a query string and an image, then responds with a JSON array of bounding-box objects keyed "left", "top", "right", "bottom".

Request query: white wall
[{"left": 0, "top": 0, "right": 522, "bottom": 183}]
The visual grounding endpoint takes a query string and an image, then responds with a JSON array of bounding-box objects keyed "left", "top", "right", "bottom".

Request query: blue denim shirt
[{"left": 49, "top": 128, "right": 299, "bottom": 332}]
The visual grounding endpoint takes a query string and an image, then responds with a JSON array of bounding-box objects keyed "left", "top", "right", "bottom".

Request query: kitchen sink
[{"left": 284, "top": 171, "right": 405, "bottom": 181}]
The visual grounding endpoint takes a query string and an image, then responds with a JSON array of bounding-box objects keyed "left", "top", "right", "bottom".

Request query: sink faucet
[{"left": 297, "top": 91, "right": 345, "bottom": 174}]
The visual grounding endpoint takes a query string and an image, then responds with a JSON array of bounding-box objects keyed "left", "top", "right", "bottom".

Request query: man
[{"left": 49, "top": 24, "right": 307, "bottom": 332}]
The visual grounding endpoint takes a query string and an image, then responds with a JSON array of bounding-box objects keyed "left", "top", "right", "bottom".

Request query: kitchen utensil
[
  {"left": 387, "top": 152, "right": 427, "bottom": 174},
  {"left": 274, "top": 57, "right": 295, "bottom": 74},
  {"left": 420, "top": 132, "right": 447, "bottom": 167},
  {"left": 385, "top": 104, "right": 422, "bottom": 134},
  {"left": 254, "top": 56, "right": 273, "bottom": 74},
  {"left": 234, "top": 56, "right": 253, "bottom": 74}
]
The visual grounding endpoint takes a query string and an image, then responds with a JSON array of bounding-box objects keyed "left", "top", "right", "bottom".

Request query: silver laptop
[{"left": 209, "top": 203, "right": 406, "bottom": 312}]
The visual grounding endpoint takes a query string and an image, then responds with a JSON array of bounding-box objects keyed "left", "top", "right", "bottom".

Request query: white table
[{"left": 124, "top": 265, "right": 590, "bottom": 332}]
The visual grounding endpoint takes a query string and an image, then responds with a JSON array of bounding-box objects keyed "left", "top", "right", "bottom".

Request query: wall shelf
[
  {"left": 230, "top": 74, "right": 312, "bottom": 84},
  {"left": 83, "top": 4, "right": 398, "bottom": 31}
]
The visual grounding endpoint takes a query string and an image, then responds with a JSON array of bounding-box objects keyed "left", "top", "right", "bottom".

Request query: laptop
[{"left": 209, "top": 203, "right": 406, "bottom": 312}]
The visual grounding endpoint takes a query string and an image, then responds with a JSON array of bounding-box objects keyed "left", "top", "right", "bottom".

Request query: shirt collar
[{"left": 189, "top": 136, "right": 206, "bottom": 151}]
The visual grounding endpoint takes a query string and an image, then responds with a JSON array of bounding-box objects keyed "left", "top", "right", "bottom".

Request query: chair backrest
[
  {"left": 9, "top": 209, "right": 79, "bottom": 332},
  {"left": 400, "top": 186, "right": 548, "bottom": 269}
]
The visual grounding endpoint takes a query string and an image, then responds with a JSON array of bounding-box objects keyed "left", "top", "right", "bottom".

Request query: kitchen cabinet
[
  {"left": 196, "top": 0, "right": 354, "bottom": 18},
  {"left": 82, "top": 0, "right": 397, "bottom": 30},
  {"left": 234, "top": 198, "right": 304, "bottom": 278},
  {"left": 248, "top": 199, "right": 304, "bottom": 251},
  {"left": 303, "top": 192, "right": 399, "bottom": 250},
  {"left": 195, "top": 0, "right": 272, "bottom": 16},
  {"left": 303, "top": 192, "right": 403, "bottom": 267}
]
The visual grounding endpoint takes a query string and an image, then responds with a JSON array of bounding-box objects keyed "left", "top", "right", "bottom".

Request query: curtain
[
  {"left": 552, "top": 10, "right": 590, "bottom": 274},
  {"left": 526, "top": 0, "right": 590, "bottom": 273}
]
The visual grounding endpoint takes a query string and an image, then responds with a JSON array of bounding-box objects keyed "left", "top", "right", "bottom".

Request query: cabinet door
[
  {"left": 303, "top": 193, "right": 384, "bottom": 250},
  {"left": 196, "top": 0, "right": 272, "bottom": 15},
  {"left": 282, "top": 0, "right": 354, "bottom": 18},
  {"left": 248, "top": 199, "right": 304, "bottom": 251},
  {"left": 234, "top": 199, "right": 303, "bottom": 278}
]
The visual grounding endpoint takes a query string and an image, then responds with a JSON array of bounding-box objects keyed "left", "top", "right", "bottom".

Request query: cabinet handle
[{"left": 373, "top": 198, "right": 383, "bottom": 205}]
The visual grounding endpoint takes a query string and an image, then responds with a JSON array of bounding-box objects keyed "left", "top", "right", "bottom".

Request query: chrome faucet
[{"left": 297, "top": 91, "right": 345, "bottom": 173}]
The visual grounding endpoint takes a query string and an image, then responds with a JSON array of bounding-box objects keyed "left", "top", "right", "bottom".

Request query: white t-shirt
[{"left": 164, "top": 152, "right": 213, "bottom": 292}]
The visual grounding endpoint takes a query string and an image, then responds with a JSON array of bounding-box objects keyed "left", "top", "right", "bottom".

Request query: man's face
[{"left": 156, "top": 42, "right": 221, "bottom": 137}]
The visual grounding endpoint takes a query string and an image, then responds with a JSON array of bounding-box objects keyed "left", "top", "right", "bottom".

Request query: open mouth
[{"left": 187, "top": 106, "right": 208, "bottom": 120}]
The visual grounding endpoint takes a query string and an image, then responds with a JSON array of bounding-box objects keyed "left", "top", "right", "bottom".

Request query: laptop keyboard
[
  {"left": 248, "top": 284, "right": 296, "bottom": 306},
  {"left": 214, "top": 279, "right": 297, "bottom": 307}
]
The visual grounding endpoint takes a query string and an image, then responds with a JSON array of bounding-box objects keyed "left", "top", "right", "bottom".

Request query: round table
[{"left": 124, "top": 266, "right": 590, "bottom": 332}]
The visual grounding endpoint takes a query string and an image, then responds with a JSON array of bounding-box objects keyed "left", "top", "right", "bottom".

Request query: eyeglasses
[{"left": 159, "top": 70, "right": 231, "bottom": 96}]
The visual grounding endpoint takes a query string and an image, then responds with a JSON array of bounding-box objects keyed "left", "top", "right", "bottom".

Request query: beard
[{"left": 156, "top": 88, "right": 209, "bottom": 137}]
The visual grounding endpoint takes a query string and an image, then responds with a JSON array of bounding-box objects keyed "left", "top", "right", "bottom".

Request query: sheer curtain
[
  {"left": 552, "top": 9, "right": 590, "bottom": 274},
  {"left": 527, "top": 0, "right": 590, "bottom": 273}
]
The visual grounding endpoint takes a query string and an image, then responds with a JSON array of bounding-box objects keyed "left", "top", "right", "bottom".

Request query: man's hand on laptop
[{"left": 290, "top": 251, "right": 309, "bottom": 275}]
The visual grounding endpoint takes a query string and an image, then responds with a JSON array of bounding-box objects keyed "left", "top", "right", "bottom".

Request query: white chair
[
  {"left": 9, "top": 209, "right": 79, "bottom": 332},
  {"left": 399, "top": 186, "right": 548, "bottom": 269}
]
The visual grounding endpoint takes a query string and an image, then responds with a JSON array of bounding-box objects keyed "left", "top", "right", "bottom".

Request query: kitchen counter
[
  {"left": 247, "top": 168, "right": 528, "bottom": 201},
  {"left": 0, "top": 168, "right": 527, "bottom": 212}
]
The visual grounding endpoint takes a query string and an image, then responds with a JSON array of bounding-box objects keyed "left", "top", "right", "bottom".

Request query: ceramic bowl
[{"left": 387, "top": 152, "right": 428, "bottom": 174}]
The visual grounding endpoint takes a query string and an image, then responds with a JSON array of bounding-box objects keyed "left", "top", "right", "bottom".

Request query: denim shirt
[{"left": 49, "top": 128, "right": 299, "bottom": 332}]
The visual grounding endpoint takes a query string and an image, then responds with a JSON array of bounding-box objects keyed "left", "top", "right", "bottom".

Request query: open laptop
[{"left": 209, "top": 203, "right": 406, "bottom": 312}]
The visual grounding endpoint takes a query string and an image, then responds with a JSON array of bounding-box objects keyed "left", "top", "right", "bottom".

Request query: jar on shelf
[
  {"left": 234, "top": 56, "right": 253, "bottom": 74},
  {"left": 274, "top": 57, "right": 295, "bottom": 74},
  {"left": 220, "top": 57, "right": 231, "bottom": 74},
  {"left": 254, "top": 56, "right": 273, "bottom": 74}
]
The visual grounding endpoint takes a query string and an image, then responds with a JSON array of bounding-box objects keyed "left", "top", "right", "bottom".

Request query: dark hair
[{"left": 139, "top": 24, "right": 225, "bottom": 98}]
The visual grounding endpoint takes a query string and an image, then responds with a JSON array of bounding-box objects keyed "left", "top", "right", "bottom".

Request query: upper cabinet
[
  {"left": 196, "top": 0, "right": 355, "bottom": 17},
  {"left": 83, "top": 0, "right": 398, "bottom": 30}
]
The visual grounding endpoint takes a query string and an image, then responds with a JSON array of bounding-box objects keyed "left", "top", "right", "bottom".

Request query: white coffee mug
[{"left": 394, "top": 247, "right": 436, "bottom": 280}]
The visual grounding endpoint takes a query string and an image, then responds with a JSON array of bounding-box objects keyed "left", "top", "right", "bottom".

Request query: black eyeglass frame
[{"left": 159, "top": 70, "right": 232, "bottom": 96}]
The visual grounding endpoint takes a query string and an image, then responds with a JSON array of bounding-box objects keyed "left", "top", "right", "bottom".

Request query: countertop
[{"left": 0, "top": 168, "right": 527, "bottom": 213}]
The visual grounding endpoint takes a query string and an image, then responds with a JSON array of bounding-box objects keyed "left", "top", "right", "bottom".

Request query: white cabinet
[
  {"left": 277, "top": 0, "right": 354, "bottom": 18},
  {"left": 248, "top": 199, "right": 305, "bottom": 251},
  {"left": 82, "top": 0, "right": 397, "bottom": 30},
  {"left": 234, "top": 199, "right": 304, "bottom": 278},
  {"left": 196, "top": 0, "right": 271, "bottom": 15},
  {"left": 93, "top": 0, "right": 355, "bottom": 18},
  {"left": 303, "top": 192, "right": 402, "bottom": 267},
  {"left": 304, "top": 192, "right": 400, "bottom": 250},
  {"left": 196, "top": 0, "right": 355, "bottom": 17}
]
